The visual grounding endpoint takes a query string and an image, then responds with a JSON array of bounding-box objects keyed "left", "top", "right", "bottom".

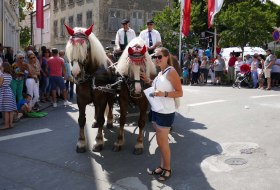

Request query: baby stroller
[{"left": 233, "top": 64, "right": 251, "bottom": 88}]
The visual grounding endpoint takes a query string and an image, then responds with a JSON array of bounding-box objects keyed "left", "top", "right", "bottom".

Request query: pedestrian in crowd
[
  {"left": 200, "top": 56, "right": 208, "bottom": 84},
  {"left": 235, "top": 56, "right": 244, "bottom": 79},
  {"left": 182, "top": 67, "right": 188, "bottom": 85},
  {"left": 39, "top": 48, "right": 51, "bottom": 102},
  {"left": 17, "top": 93, "right": 32, "bottom": 116},
  {"left": 47, "top": 48, "right": 71, "bottom": 107},
  {"left": 214, "top": 54, "right": 226, "bottom": 85},
  {"left": 5, "top": 47, "right": 14, "bottom": 65},
  {"left": 115, "top": 19, "right": 136, "bottom": 53},
  {"left": 26, "top": 52, "right": 41, "bottom": 111},
  {"left": 209, "top": 60, "right": 215, "bottom": 84},
  {"left": 0, "top": 62, "right": 17, "bottom": 130},
  {"left": 0, "top": 43, "right": 5, "bottom": 61},
  {"left": 271, "top": 56, "right": 280, "bottom": 88},
  {"left": 244, "top": 54, "right": 252, "bottom": 66},
  {"left": 139, "top": 19, "right": 161, "bottom": 54},
  {"left": 143, "top": 47, "right": 183, "bottom": 181},
  {"left": 59, "top": 50, "right": 74, "bottom": 100},
  {"left": 263, "top": 49, "right": 275, "bottom": 90},
  {"left": 183, "top": 54, "right": 192, "bottom": 85},
  {"left": 250, "top": 54, "right": 260, "bottom": 88},
  {"left": 191, "top": 57, "right": 199, "bottom": 85},
  {"left": 227, "top": 52, "right": 236, "bottom": 84},
  {"left": 257, "top": 54, "right": 265, "bottom": 89},
  {"left": 10, "top": 52, "right": 28, "bottom": 103}
]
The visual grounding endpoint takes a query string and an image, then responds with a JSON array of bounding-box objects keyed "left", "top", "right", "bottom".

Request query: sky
[{"left": 270, "top": 0, "right": 280, "bottom": 5}]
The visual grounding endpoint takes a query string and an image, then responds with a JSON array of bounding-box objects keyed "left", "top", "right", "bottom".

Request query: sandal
[
  {"left": 147, "top": 166, "right": 163, "bottom": 175},
  {"left": 158, "top": 169, "right": 172, "bottom": 181}
]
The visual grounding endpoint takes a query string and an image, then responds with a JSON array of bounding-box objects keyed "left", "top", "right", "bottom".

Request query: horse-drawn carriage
[{"left": 64, "top": 24, "right": 156, "bottom": 155}]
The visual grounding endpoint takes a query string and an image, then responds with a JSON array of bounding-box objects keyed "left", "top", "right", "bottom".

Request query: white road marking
[
  {"left": 0, "top": 128, "right": 52, "bottom": 142},
  {"left": 188, "top": 100, "right": 227, "bottom": 107},
  {"left": 250, "top": 94, "right": 280, "bottom": 99}
]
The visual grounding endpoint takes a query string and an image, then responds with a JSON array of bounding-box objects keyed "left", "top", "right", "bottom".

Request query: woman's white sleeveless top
[{"left": 152, "top": 66, "right": 175, "bottom": 114}]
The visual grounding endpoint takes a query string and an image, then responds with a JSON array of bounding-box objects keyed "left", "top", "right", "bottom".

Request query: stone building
[
  {"left": 50, "top": 0, "right": 170, "bottom": 50},
  {"left": 0, "top": 0, "right": 20, "bottom": 53}
]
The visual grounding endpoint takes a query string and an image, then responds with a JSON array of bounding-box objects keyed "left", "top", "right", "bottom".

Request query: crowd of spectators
[
  {"left": 181, "top": 48, "right": 280, "bottom": 89},
  {"left": 0, "top": 43, "right": 73, "bottom": 130}
]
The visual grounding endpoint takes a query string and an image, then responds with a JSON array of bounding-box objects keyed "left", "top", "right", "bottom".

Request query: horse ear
[
  {"left": 64, "top": 23, "right": 75, "bottom": 36},
  {"left": 141, "top": 45, "right": 147, "bottom": 55},
  {"left": 85, "top": 24, "right": 94, "bottom": 36},
  {"left": 128, "top": 47, "right": 134, "bottom": 55}
]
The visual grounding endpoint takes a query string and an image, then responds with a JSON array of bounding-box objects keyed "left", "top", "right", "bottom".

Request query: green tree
[
  {"left": 18, "top": 0, "right": 31, "bottom": 48},
  {"left": 216, "top": 0, "right": 277, "bottom": 50}
]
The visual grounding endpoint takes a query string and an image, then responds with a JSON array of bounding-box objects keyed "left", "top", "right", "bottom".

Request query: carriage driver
[{"left": 115, "top": 19, "right": 136, "bottom": 54}]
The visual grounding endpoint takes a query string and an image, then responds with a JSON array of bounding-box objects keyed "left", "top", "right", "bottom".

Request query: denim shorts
[
  {"left": 151, "top": 111, "right": 175, "bottom": 128},
  {"left": 49, "top": 76, "right": 66, "bottom": 91}
]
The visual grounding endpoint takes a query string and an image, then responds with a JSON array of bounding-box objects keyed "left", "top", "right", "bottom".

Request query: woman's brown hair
[
  {"left": 155, "top": 47, "right": 174, "bottom": 67},
  {"left": 2, "top": 62, "right": 12, "bottom": 74}
]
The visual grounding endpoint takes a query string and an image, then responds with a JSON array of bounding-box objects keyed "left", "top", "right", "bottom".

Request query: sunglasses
[
  {"left": 29, "top": 57, "right": 36, "bottom": 59},
  {"left": 151, "top": 55, "right": 163, "bottom": 60},
  {"left": 19, "top": 57, "right": 24, "bottom": 59}
]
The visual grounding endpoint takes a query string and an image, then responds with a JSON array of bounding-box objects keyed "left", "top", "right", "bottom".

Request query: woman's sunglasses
[
  {"left": 29, "top": 56, "right": 36, "bottom": 59},
  {"left": 151, "top": 55, "right": 163, "bottom": 60}
]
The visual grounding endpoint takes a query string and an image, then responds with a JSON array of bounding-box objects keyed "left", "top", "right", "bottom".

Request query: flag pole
[
  {"left": 178, "top": 0, "right": 183, "bottom": 67},
  {"left": 214, "top": 27, "right": 217, "bottom": 58}
]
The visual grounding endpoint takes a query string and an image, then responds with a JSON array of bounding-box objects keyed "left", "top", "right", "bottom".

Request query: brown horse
[
  {"left": 113, "top": 37, "right": 157, "bottom": 154},
  {"left": 64, "top": 24, "right": 115, "bottom": 153}
]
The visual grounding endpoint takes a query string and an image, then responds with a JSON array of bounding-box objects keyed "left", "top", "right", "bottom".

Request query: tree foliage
[
  {"left": 216, "top": 0, "right": 277, "bottom": 49},
  {"left": 20, "top": 26, "right": 31, "bottom": 48}
]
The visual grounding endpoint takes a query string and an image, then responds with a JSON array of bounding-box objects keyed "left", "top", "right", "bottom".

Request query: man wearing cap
[
  {"left": 139, "top": 19, "right": 161, "bottom": 54},
  {"left": 264, "top": 49, "right": 275, "bottom": 90},
  {"left": 115, "top": 19, "right": 136, "bottom": 53}
]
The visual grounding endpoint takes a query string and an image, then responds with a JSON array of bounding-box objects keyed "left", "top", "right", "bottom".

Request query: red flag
[
  {"left": 182, "top": 0, "right": 191, "bottom": 36},
  {"left": 208, "top": 0, "right": 224, "bottom": 28},
  {"left": 36, "top": 0, "right": 44, "bottom": 28}
]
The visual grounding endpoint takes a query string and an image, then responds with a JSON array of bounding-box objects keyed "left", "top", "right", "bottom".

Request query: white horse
[{"left": 113, "top": 37, "right": 157, "bottom": 154}]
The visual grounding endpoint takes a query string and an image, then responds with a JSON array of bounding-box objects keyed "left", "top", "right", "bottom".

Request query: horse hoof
[
  {"left": 112, "top": 145, "right": 122, "bottom": 152},
  {"left": 133, "top": 148, "right": 143, "bottom": 155},
  {"left": 106, "top": 123, "right": 113, "bottom": 129},
  {"left": 92, "top": 122, "right": 98, "bottom": 128},
  {"left": 92, "top": 144, "right": 103, "bottom": 152},
  {"left": 76, "top": 146, "right": 87, "bottom": 153}
]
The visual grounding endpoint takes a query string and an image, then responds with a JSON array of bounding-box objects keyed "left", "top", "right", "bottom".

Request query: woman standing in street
[
  {"left": 142, "top": 47, "right": 183, "bottom": 181},
  {"left": 0, "top": 62, "right": 17, "bottom": 130}
]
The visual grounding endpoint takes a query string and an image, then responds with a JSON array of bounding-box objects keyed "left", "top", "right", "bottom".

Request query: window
[
  {"left": 77, "top": 13, "right": 83, "bottom": 27},
  {"left": 69, "top": 16, "right": 74, "bottom": 28},
  {"left": 68, "top": 0, "right": 74, "bottom": 5},
  {"left": 54, "top": 0, "right": 58, "bottom": 10},
  {"left": 86, "top": 11, "right": 93, "bottom": 26},
  {"left": 130, "top": 10, "right": 144, "bottom": 33},
  {"left": 54, "top": 20, "right": 58, "bottom": 37},
  {"left": 61, "top": 0, "right": 66, "bottom": 8},
  {"left": 60, "top": 18, "right": 65, "bottom": 37},
  {"left": 108, "top": 9, "right": 125, "bottom": 32}
]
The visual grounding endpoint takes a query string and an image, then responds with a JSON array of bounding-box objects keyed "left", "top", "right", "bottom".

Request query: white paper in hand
[{"left": 143, "top": 87, "right": 164, "bottom": 112}]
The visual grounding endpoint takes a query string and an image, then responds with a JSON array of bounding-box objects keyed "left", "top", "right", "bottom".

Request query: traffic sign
[{"left": 272, "top": 30, "right": 280, "bottom": 42}]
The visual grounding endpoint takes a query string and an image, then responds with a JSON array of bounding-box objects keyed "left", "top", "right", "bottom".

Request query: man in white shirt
[
  {"left": 115, "top": 19, "right": 136, "bottom": 53},
  {"left": 139, "top": 19, "right": 161, "bottom": 54}
]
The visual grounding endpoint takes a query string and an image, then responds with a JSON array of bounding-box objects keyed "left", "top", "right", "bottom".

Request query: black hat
[
  {"left": 147, "top": 19, "right": 154, "bottom": 24},
  {"left": 121, "top": 19, "right": 130, "bottom": 24}
]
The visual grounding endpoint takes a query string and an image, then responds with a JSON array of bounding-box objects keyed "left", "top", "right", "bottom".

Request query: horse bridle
[{"left": 70, "top": 32, "right": 93, "bottom": 84}]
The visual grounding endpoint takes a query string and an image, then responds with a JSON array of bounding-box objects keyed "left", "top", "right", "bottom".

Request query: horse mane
[
  {"left": 65, "top": 27, "right": 110, "bottom": 68},
  {"left": 116, "top": 37, "right": 157, "bottom": 78}
]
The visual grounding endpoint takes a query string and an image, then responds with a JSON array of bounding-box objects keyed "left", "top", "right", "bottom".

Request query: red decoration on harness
[
  {"left": 64, "top": 23, "right": 75, "bottom": 36},
  {"left": 85, "top": 24, "right": 94, "bottom": 36},
  {"left": 70, "top": 38, "right": 86, "bottom": 45},
  {"left": 128, "top": 45, "right": 147, "bottom": 65}
]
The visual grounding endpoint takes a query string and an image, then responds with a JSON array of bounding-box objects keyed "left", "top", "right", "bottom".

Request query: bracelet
[{"left": 164, "top": 91, "right": 168, "bottom": 97}]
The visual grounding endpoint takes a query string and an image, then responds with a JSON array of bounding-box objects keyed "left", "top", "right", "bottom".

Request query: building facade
[
  {"left": 50, "top": 0, "right": 170, "bottom": 50},
  {"left": 0, "top": 0, "right": 20, "bottom": 52}
]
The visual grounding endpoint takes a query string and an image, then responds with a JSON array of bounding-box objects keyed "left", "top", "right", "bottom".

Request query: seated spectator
[
  {"left": 17, "top": 94, "right": 32, "bottom": 116},
  {"left": 235, "top": 56, "right": 244, "bottom": 79}
]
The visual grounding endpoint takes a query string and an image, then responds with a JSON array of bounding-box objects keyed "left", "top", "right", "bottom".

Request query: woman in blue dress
[{"left": 0, "top": 62, "right": 17, "bottom": 130}]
